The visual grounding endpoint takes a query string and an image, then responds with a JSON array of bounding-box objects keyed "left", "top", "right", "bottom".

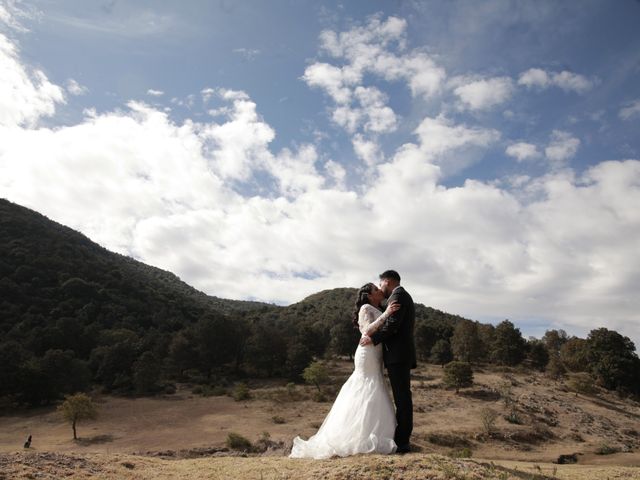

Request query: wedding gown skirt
[{"left": 289, "top": 343, "right": 397, "bottom": 459}]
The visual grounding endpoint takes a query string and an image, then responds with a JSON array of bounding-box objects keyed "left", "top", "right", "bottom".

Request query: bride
[{"left": 289, "top": 283, "right": 399, "bottom": 459}]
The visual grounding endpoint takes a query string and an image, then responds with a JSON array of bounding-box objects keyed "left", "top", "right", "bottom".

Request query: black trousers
[{"left": 386, "top": 363, "right": 413, "bottom": 448}]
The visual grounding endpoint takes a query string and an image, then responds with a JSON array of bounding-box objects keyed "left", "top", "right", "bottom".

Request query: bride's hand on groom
[
  {"left": 359, "top": 335, "right": 372, "bottom": 346},
  {"left": 386, "top": 301, "right": 401, "bottom": 314}
]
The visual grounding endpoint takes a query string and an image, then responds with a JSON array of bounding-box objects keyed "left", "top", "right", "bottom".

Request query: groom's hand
[{"left": 359, "top": 335, "right": 372, "bottom": 346}]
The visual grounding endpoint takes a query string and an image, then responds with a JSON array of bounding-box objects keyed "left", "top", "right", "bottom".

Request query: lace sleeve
[
  {"left": 358, "top": 304, "right": 380, "bottom": 335},
  {"left": 364, "top": 308, "right": 391, "bottom": 336}
]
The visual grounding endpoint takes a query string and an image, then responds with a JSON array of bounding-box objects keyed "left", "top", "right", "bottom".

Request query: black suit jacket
[{"left": 370, "top": 286, "right": 417, "bottom": 369}]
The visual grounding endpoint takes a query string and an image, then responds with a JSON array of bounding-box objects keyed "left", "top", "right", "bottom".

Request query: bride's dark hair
[{"left": 352, "top": 282, "right": 375, "bottom": 329}]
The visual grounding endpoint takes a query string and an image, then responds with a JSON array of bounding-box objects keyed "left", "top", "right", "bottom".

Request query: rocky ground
[{"left": 1, "top": 363, "right": 639, "bottom": 479}]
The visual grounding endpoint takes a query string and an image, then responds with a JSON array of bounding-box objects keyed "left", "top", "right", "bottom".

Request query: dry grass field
[{"left": 1, "top": 362, "right": 639, "bottom": 479}]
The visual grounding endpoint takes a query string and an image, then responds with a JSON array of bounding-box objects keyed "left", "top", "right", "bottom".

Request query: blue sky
[{"left": 1, "top": 0, "right": 639, "bottom": 346}]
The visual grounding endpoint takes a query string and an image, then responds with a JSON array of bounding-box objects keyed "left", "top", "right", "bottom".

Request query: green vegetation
[
  {"left": 57, "top": 393, "right": 98, "bottom": 440},
  {"left": 443, "top": 361, "right": 474, "bottom": 393},
  {"left": 1, "top": 198, "right": 639, "bottom": 409},
  {"left": 225, "top": 432, "right": 253, "bottom": 452},
  {"left": 302, "top": 360, "right": 330, "bottom": 393}
]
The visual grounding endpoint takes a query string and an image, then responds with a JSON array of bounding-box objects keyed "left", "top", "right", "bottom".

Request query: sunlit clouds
[{"left": 1, "top": 3, "right": 639, "bottom": 345}]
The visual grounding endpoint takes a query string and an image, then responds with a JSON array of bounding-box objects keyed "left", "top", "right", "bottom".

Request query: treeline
[
  {"left": 1, "top": 199, "right": 638, "bottom": 407},
  {"left": 415, "top": 317, "right": 640, "bottom": 397}
]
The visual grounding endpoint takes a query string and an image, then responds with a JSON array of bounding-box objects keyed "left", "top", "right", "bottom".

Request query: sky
[{"left": 1, "top": 0, "right": 639, "bottom": 347}]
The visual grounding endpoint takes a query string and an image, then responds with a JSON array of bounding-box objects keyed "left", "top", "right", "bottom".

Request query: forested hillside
[{"left": 1, "top": 198, "right": 638, "bottom": 408}]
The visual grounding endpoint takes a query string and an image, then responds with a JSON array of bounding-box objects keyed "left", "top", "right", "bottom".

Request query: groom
[{"left": 360, "top": 269, "right": 416, "bottom": 454}]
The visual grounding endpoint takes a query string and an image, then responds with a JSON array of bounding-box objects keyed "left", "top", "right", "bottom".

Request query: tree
[
  {"left": 451, "top": 321, "right": 482, "bottom": 363},
  {"left": 0, "top": 341, "right": 29, "bottom": 398},
  {"left": 415, "top": 319, "right": 453, "bottom": 361},
  {"left": 560, "top": 337, "right": 589, "bottom": 372},
  {"left": 133, "top": 351, "right": 161, "bottom": 394},
  {"left": 429, "top": 339, "right": 453, "bottom": 367},
  {"left": 526, "top": 339, "right": 549, "bottom": 371},
  {"left": 168, "top": 331, "right": 199, "bottom": 377},
  {"left": 491, "top": 320, "right": 526, "bottom": 366},
  {"left": 586, "top": 328, "right": 639, "bottom": 393},
  {"left": 302, "top": 360, "right": 330, "bottom": 392},
  {"left": 328, "top": 322, "right": 358, "bottom": 360},
  {"left": 41, "top": 349, "right": 91, "bottom": 397},
  {"left": 284, "top": 341, "right": 313, "bottom": 382},
  {"left": 57, "top": 393, "right": 98, "bottom": 440},
  {"left": 542, "top": 329, "right": 568, "bottom": 357},
  {"left": 443, "top": 361, "right": 473, "bottom": 393},
  {"left": 545, "top": 354, "right": 566, "bottom": 380}
]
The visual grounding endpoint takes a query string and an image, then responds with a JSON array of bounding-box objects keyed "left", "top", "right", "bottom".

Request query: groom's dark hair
[{"left": 379, "top": 270, "right": 401, "bottom": 283}]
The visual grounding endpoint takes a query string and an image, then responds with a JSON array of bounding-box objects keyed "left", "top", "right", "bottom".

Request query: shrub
[
  {"left": 232, "top": 383, "right": 251, "bottom": 401},
  {"left": 479, "top": 407, "right": 499, "bottom": 435},
  {"left": 595, "top": 443, "right": 620, "bottom": 455},
  {"left": 226, "top": 432, "right": 253, "bottom": 452},
  {"left": 504, "top": 407, "right": 523, "bottom": 424},
  {"left": 498, "top": 382, "right": 513, "bottom": 408},
  {"left": 448, "top": 447, "right": 473, "bottom": 458},
  {"left": 567, "top": 372, "right": 598, "bottom": 395},
  {"left": 443, "top": 361, "right": 473, "bottom": 393},
  {"left": 272, "top": 415, "right": 285, "bottom": 424},
  {"left": 253, "top": 431, "right": 281, "bottom": 453},
  {"left": 302, "top": 361, "right": 330, "bottom": 393},
  {"left": 546, "top": 355, "right": 566, "bottom": 380}
]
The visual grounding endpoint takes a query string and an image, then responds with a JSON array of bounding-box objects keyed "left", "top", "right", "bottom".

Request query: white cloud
[
  {"left": 545, "top": 130, "right": 580, "bottom": 167},
  {"left": 146, "top": 88, "right": 164, "bottom": 97},
  {"left": 66, "top": 79, "right": 88, "bottom": 95},
  {"left": 411, "top": 115, "right": 500, "bottom": 176},
  {"left": 0, "top": 33, "right": 65, "bottom": 127},
  {"left": 232, "top": 47, "right": 260, "bottom": 60},
  {"left": 314, "top": 16, "right": 445, "bottom": 101},
  {"left": 303, "top": 15, "right": 445, "bottom": 151},
  {"left": 352, "top": 134, "right": 382, "bottom": 166},
  {"left": 1, "top": 10, "right": 639, "bottom": 348},
  {"left": 323, "top": 159, "right": 346, "bottom": 189},
  {"left": 506, "top": 142, "right": 539, "bottom": 162},
  {"left": 302, "top": 62, "right": 352, "bottom": 104},
  {"left": 619, "top": 99, "right": 640, "bottom": 120},
  {"left": 451, "top": 76, "right": 515, "bottom": 111},
  {"left": 199, "top": 89, "right": 275, "bottom": 181},
  {"left": 518, "top": 68, "right": 595, "bottom": 93},
  {"left": 0, "top": 1, "right": 35, "bottom": 32},
  {"left": 265, "top": 145, "right": 324, "bottom": 197},
  {"left": 354, "top": 86, "right": 397, "bottom": 133}
]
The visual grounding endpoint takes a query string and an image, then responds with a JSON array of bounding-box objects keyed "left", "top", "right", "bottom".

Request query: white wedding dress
[{"left": 289, "top": 304, "right": 397, "bottom": 459}]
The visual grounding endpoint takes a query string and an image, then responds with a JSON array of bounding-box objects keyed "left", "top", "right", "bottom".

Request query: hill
[{"left": 1, "top": 197, "right": 638, "bottom": 408}]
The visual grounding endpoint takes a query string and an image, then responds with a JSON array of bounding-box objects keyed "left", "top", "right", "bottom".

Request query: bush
[
  {"left": 272, "top": 415, "right": 285, "bottom": 424},
  {"left": 595, "top": 443, "right": 620, "bottom": 455},
  {"left": 504, "top": 407, "right": 523, "bottom": 425},
  {"left": 193, "top": 385, "right": 227, "bottom": 397},
  {"left": 567, "top": 372, "right": 598, "bottom": 395},
  {"left": 448, "top": 447, "right": 472, "bottom": 458},
  {"left": 254, "top": 431, "right": 280, "bottom": 453},
  {"left": 302, "top": 361, "right": 330, "bottom": 393},
  {"left": 232, "top": 383, "right": 251, "bottom": 401},
  {"left": 226, "top": 432, "right": 253, "bottom": 452},
  {"left": 443, "top": 361, "right": 473, "bottom": 393},
  {"left": 479, "top": 407, "right": 499, "bottom": 435},
  {"left": 546, "top": 355, "right": 566, "bottom": 380}
]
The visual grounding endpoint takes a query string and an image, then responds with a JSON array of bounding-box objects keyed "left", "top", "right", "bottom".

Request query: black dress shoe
[{"left": 396, "top": 445, "right": 411, "bottom": 454}]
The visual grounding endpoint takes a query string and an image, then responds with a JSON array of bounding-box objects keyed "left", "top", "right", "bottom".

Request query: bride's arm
[{"left": 364, "top": 302, "right": 400, "bottom": 336}]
